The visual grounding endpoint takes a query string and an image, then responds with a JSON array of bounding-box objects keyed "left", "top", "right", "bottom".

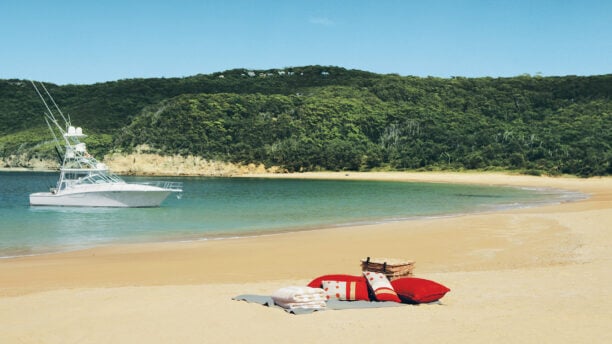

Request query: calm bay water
[{"left": 0, "top": 171, "right": 581, "bottom": 258}]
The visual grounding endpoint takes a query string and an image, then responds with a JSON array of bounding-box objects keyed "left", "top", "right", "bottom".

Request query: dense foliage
[{"left": 1, "top": 66, "right": 611, "bottom": 176}]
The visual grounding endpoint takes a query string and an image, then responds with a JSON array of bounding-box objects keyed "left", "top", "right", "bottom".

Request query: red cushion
[
  {"left": 307, "top": 274, "right": 370, "bottom": 301},
  {"left": 391, "top": 277, "right": 450, "bottom": 303}
]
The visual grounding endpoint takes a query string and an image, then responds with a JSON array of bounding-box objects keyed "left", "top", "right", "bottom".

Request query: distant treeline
[{"left": 1, "top": 66, "right": 611, "bottom": 176}]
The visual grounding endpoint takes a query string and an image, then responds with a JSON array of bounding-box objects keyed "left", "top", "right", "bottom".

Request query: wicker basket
[{"left": 360, "top": 257, "right": 415, "bottom": 280}]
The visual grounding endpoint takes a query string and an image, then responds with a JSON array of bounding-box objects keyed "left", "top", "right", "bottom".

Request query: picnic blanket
[{"left": 233, "top": 294, "right": 408, "bottom": 315}]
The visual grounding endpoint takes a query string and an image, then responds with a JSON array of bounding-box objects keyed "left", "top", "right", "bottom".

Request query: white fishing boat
[{"left": 29, "top": 81, "right": 182, "bottom": 207}]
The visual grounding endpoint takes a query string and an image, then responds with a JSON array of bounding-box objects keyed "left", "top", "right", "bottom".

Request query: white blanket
[
  {"left": 273, "top": 300, "right": 327, "bottom": 311},
  {"left": 271, "top": 286, "right": 326, "bottom": 304}
]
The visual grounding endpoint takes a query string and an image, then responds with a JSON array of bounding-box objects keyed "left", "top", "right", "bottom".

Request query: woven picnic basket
[{"left": 360, "top": 257, "right": 415, "bottom": 280}]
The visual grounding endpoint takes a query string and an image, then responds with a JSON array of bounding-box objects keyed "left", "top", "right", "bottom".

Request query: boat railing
[{"left": 136, "top": 181, "right": 183, "bottom": 191}]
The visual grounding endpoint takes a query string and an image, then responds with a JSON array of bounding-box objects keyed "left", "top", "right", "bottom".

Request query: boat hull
[{"left": 30, "top": 185, "right": 177, "bottom": 208}]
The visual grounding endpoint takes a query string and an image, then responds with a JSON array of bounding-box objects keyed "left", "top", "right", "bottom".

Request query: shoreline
[
  {"left": 1, "top": 171, "right": 608, "bottom": 290},
  {"left": 1, "top": 171, "right": 611, "bottom": 343},
  {"left": 0, "top": 172, "right": 588, "bottom": 260}
]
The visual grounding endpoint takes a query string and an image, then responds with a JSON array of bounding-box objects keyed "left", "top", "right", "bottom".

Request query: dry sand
[{"left": 1, "top": 172, "right": 611, "bottom": 343}]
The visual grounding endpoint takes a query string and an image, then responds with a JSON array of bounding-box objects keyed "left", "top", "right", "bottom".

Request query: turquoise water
[{"left": 0, "top": 171, "right": 581, "bottom": 258}]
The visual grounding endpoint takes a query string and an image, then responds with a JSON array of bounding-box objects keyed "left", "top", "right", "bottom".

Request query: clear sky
[{"left": 1, "top": 0, "right": 610, "bottom": 85}]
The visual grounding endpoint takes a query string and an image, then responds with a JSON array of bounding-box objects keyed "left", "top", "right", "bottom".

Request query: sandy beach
[{"left": 1, "top": 172, "right": 610, "bottom": 343}]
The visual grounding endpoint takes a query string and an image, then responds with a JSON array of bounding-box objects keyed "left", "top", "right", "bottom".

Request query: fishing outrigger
[{"left": 29, "top": 81, "right": 182, "bottom": 207}]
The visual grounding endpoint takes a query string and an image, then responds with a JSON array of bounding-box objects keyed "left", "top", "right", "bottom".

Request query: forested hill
[{"left": 1, "top": 66, "right": 611, "bottom": 176}]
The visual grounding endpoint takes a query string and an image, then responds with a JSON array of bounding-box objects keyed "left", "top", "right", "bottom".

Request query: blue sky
[{"left": 1, "top": 0, "right": 610, "bottom": 85}]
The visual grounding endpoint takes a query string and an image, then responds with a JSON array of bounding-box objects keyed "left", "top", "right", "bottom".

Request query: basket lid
[{"left": 361, "top": 257, "right": 414, "bottom": 265}]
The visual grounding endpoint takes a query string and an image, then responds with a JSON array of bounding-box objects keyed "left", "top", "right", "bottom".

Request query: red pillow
[
  {"left": 321, "top": 280, "right": 370, "bottom": 301},
  {"left": 307, "top": 274, "right": 370, "bottom": 301},
  {"left": 391, "top": 277, "right": 450, "bottom": 303},
  {"left": 363, "top": 271, "right": 401, "bottom": 303}
]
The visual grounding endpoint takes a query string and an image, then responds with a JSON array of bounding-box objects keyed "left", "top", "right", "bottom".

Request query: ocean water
[{"left": 0, "top": 171, "right": 582, "bottom": 258}]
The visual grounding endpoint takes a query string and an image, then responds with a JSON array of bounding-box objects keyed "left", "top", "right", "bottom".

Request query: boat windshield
[
  {"left": 59, "top": 170, "right": 125, "bottom": 190},
  {"left": 80, "top": 171, "right": 124, "bottom": 184}
]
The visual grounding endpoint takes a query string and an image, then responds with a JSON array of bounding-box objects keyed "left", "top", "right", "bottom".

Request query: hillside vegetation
[{"left": 1, "top": 66, "right": 610, "bottom": 176}]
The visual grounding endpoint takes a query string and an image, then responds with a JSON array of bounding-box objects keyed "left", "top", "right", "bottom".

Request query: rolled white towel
[
  {"left": 273, "top": 299, "right": 327, "bottom": 311},
  {"left": 271, "top": 286, "right": 326, "bottom": 304}
]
